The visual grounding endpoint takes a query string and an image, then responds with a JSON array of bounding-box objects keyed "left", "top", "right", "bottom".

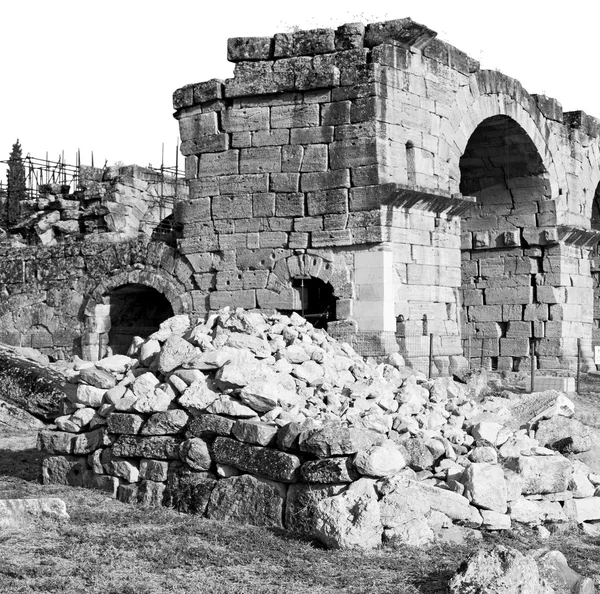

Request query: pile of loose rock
[{"left": 38, "top": 308, "right": 600, "bottom": 549}]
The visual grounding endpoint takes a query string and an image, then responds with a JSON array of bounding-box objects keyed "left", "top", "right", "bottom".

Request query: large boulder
[
  {"left": 449, "top": 545, "right": 552, "bottom": 594},
  {"left": 536, "top": 417, "right": 592, "bottom": 454},
  {"left": 313, "top": 490, "right": 382, "bottom": 549}
]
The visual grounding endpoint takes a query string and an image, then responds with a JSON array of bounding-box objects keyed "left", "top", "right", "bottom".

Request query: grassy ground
[{"left": 1, "top": 381, "right": 600, "bottom": 592}]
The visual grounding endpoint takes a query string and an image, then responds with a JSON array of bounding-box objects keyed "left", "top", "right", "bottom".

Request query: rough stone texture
[
  {"left": 449, "top": 545, "right": 550, "bottom": 594},
  {"left": 462, "top": 463, "right": 508, "bottom": 513},
  {"left": 212, "top": 436, "right": 300, "bottom": 482},
  {"left": 313, "top": 490, "right": 382, "bottom": 549},
  {"left": 299, "top": 457, "right": 358, "bottom": 483},
  {"left": 535, "top": 416, "right": 592, "bottom": 454},
  {"left": 508, "top": 456, "right": 573, "bottom": 495},
  {"left": 206, "top": 473, "right": 286, "bottom": 528},
  {"left": 164, "top": 463, "right": 216, "bottom": 514},
  {"left": 42, "top": 455, "right": 88, "bottom": 486},
  {"left": 0, "top": 498, "right": 69, "bottom": 527},
  {"left": 299, "top": 424, "right": 383, "bottom": 457},
  {"left": 111, "top": 436, "right": 182, "bottom": 460}
]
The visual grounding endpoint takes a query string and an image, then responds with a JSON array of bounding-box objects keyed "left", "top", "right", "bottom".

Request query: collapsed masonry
[{"left": 38, "top": 309, "right": 600, "bottom": 550}]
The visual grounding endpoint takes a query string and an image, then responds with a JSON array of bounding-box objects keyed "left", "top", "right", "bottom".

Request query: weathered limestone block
[
  {"left": 232, "top": 419, "right": 279, "bottom": 446},
  {"left": 73, "top": 428, "right": 110, "bottom": 455},
  {"left": 179, "top": 438, "right": 212, "bottom": 471},
  {"left": 462, "top": 463, "right": 508, "bottom": 513},
  {"left": 212, "top": 436, "right": 300, "bottom": 482},
  {"left": 138, "top": 479, "right": 166, "bottom": 506},
  {"left": 112, "top": 436, "right": 182, "bottom": 460},
  {"left": 42, "top": 455, "right": 88, "bottom": 486},
  {"left": 38, "top": 430, "right": 76, "bottom": 455},
  {"left": 71, "top": 384, "right": 106, "bottom": 407},
  {"left": 206, "top": 473, "right": 286, "bottom": 528},
  {"left": 507, "top": 456, "right": 573, "bottom": 495},
  {"left": 107, "top": 412, "right": 145, "bottom": 435},
  {"left": 313, "top": 489, "right": 382, "bottom": 549},
  {"left": 354, "top": 445, "right": 407, "bottom": 478},
  {"left": 100, "top": 450, "right": 139, "bottom": 482},
  {"left": 141, "top": 409, "right": 190, "bottom": 436},
  {"left": 0, "top": 498, "right": 69, "bottom": 527},
  {"left": 535, "top": 416, "right": 592, "bottom": 454},
  {"left": 299, "top": 457, "right": 358, "bottom": 483},
  {"left": 379, "top": 484, "right": 433, "bottom": 545},
  {"left": 82, "top": 471, "right": 119, "bottom": 497},
  {"left": 448, "top": 545, "right": 548, "bottom": 594},
  {"left": 157, "top": 336, "right": 198, "bottom": 374},
  {"left": 139, "top": 459, "right": 169, "bottom": 482},
  {"left": 563, "top": 497, "right": 600, "bottom": 523},
  {"left": 78, "top": 367, "right": 116, "bottom": 390},
  {"left": 299, "top": 424, "right": 384, "bottom": 458},
  {"left": 221, "top": 107, "right": 269, "bottom": 132},
  {"left": 186, "top": 414, "right": 234, "bottom": 438},
  {"left": 285, "top": 483, "right": 346, "bottom": 534},
  {"left": 164, "top": 463, "right": 216, "bottom": 514},
  {"left": 508, "top": 498, "right": 567, "bottom": 525}
]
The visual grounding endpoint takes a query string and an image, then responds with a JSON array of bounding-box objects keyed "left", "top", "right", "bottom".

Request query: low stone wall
[{"left": 39, "top": 309, "right": 600, "bottom": 548}]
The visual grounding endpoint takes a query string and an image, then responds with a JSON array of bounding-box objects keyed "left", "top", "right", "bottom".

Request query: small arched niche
[
  {"left": 107, "top": 284, "right": 174, "bottom": 355},
  {"left": 283, "top": 277, "right": 337, "bottom": 330}
]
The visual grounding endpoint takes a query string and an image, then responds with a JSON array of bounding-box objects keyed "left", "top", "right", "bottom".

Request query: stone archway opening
[
  {"left": 150, "top": 214, "right": 180, "bottom": 248},
  {"left": 107, "top": 284, "right": 174, "bottom": 355},
  {"left": 290, "top": 277, "right": 337, "bottom": 329},
  {"left": 459, "top": 115, "right": 550, "bottom": 372}
]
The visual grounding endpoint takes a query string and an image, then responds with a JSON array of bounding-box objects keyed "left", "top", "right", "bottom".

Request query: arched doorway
[
  {"left": 107, "top": 284, "right": 174, "bottom": 355},
  {"left": 289, "top": 276, "right": 337, "bottom": 329},
  {"left": 460, "top": 115, "right": 549, "bottom": 371}
]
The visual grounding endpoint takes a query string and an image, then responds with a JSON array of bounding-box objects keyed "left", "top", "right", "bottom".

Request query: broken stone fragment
[
  {"left": 231, "top": 419, "right": 279, "bottom": 446},
  {"left": 354, "top": 445, "right": 407, "bottom": 478},
  {"left": 95, "top": 354, "right": 136, "bottom": 375},
  {"left": 79, "top": 366, "right": 116, "bottom": 390},
  {"left": 299, "top": 423, "right": 384, "bottom": 457},
  {"left": 462, "top": 462, "right": 508, "bottom": 513},
  {"left": 313, "top": 489, "right": 382, "bottom": 549},
  {"left": 178, "top": 378, "right": 220, "bottom": 412},
  {"left": 299, "top": 457, "right": 358, "bottom": 483},
  {"left": 0, "top": 498, "right": 69, "bottom": 527},
  {"left": 179, "top": 438, "right": 212, "bottom": 471},
  {"left": 535, "top": 416, "right": 592, "bottom": 454},
  {"left": 141, "top": 409, "right": 189, "bottom": 436},
  {"left": 157, "top": 335, "right": 198, "bottom": 374}
]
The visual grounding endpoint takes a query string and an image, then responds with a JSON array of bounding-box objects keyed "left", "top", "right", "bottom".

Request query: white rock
[
  {"left": 95, "top": 354, "right": 135, "bottom": 374},
  {"left": 72, "top": 384, "right": 105, "bottom": 407},
  {"left": 179, "top": 378, "right": 220, "bottom": 412},
  {"left": 462, "top": 463, "right": 508, "bottom": 513},
  {"left": 354, "top": 445, "right": 406, "bottom": 478}
]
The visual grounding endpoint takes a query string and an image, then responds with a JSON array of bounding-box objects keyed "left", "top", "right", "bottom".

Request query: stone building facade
[
  {"left": 171, "top": 18, "right": 600, "bottom": 374},
  {"left": 2, "top": 18, "right": 600, "bottom": 375}
]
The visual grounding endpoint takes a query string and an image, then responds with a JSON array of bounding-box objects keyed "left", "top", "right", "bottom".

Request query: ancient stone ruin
[
  {"left": 3, "top": 16, "right": 600, "bottom": 373},
  {"left": 38, "top": 307, "right": 600, "bottom": 553}
]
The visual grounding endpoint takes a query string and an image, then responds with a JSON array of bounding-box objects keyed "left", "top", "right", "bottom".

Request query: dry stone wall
[
  {"left": 39, "top": 308, "right": 600, "bottom": 549},
  {"left": 172, "top": 17, "right": 600, "bottom": 373}
]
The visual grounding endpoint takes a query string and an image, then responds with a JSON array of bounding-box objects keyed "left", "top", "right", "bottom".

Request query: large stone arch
[
  {"left": 441, "top": 71, "right": 565, "bottom": 202},
  {"left": 81, "top": 266, "right": 190, "bottom": 360}
]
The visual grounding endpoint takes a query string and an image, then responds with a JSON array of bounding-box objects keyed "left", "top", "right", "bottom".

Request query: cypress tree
[{"left": 6, "top": 140, "right": 26, "bottom": 226}]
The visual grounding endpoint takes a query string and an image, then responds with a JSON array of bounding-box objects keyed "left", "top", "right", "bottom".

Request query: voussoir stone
[
  {"left": 212, "top": 436, "right": 300, "bottom": 482},
  {"left": 299, "top": 424, "right": 384, "bottom": 457},
  {"left": 111, "top": 435, "right": 182, "bottom": 460}
]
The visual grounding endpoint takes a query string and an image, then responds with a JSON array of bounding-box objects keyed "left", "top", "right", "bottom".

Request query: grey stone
[
  {"left": 232, "top": 419, "right": 279, "bottom": 446},
  {"left": 299, "top": 424, "right": 383, "bottom": 458},
  {"left": 206, "top": 473, "right": 286, "bottom": 528},
  {"left": 42, "top": 455, "right": 88, "bottom": 486},
  {"left": 179, "top": 438, "right": 212, "bottom": 471},
  {"left": 107, "top": 412, "right": 145, "bottom": 435},
  {"left": 164, "top": 463, "right": 216, "bottom": 514},
  {"left": 187, "top": 414, "right": 234, "bottom": 438},
  {"left": 299, "top": 457, "right": 358, "bottom": 483},
  {"left": 112, "top": 436, "right": 182, "bottom": 460},
  {"left": 141, "top": 409, "right": 190, "bottom": 435},
  {"left": 212, "top": 436, "right": 300, "bottom": 482}
]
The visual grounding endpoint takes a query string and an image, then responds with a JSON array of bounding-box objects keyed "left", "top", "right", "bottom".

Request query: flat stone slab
[{"left": 0, "top": 498, "right": 69, "bottom": 527}]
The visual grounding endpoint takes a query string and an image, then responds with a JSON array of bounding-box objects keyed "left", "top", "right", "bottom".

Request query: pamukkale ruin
[{"left": 1, "top": 16, "right": 600, "bottom": 590}]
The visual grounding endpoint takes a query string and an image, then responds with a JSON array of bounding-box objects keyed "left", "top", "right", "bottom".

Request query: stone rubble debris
[{"left": 37, "top": 308, "right": 600, "bottom": 561}]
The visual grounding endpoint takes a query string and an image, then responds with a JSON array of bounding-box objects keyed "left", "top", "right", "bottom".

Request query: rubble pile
[{"left": 39, "top": 308, "right": 600, "bottom": 549}]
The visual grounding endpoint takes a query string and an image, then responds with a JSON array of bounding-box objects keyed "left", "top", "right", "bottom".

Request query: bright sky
[{"left": 1, "top": 0, "right": 598, "bottom": 173}]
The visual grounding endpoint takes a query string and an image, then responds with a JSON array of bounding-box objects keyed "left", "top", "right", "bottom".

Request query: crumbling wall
[{"left": 38, "top": 309, "right": 600, "bottom": 549}]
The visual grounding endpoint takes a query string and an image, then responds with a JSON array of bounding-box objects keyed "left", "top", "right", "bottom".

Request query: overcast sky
[{"left": 1, "top": 0, "right": 598, "bottom": 174}]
